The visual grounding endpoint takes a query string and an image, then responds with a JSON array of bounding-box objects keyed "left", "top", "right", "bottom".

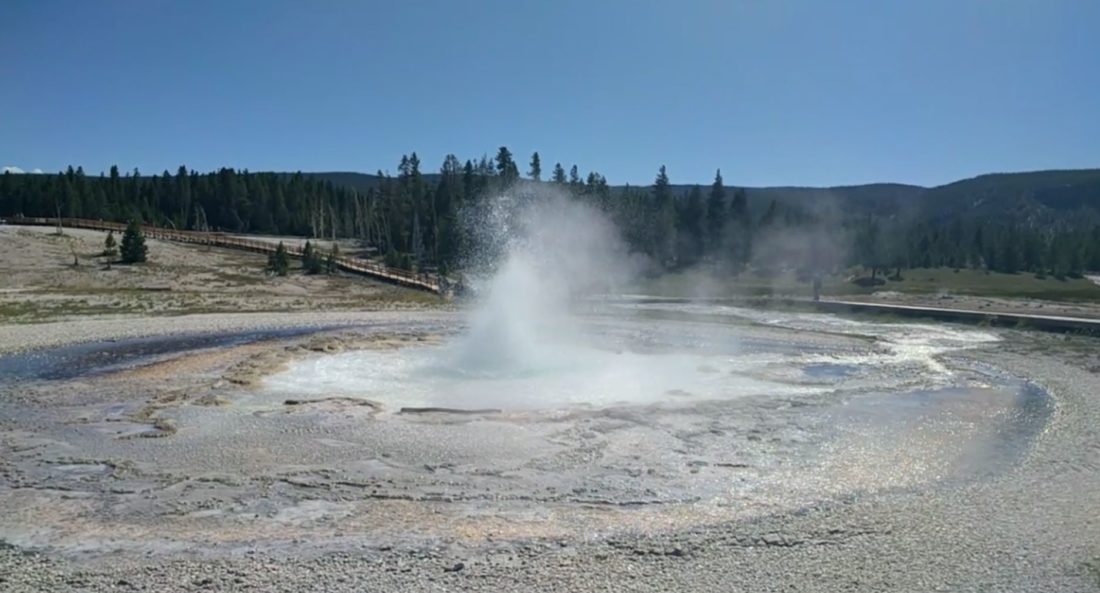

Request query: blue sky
[{"left": 2, "top": 0, "right": 1097, "bottom": 187}]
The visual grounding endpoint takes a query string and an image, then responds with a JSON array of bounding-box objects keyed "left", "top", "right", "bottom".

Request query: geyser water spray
[
  {"left": 440, "top": 185, "right": 636, "bottom": 377},
  {"left": 264, "top": 185, "right": 846, "bottom": 410}
]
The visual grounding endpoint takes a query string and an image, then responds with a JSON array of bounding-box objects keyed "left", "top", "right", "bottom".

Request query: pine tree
[
  {"left": 103, "top": 230, "right": 118, "bottom": 258},
  {"left": 729, "top": 188, "right": 751, "bottom": 268},
  {"left": 679, "top": 185, "right": 705, "bottom": 266},
  {"left": 495, "top": 146, "right": 519, "bottom": 183},
  {"left": 551, "top": 163, "right": 567, "bottom": 184},
  {"left": 119, "top": 220, "right": 147, "bottom": 263},
  {"left": 462, "top": 160, "right": 477, "bottom": 199},
  {"left": 411, "top": 211, "right": 424, "bottom": 267},
  {"left": 1090, "top": 226, "right": 1100, "bottom": 271},
  {"left": 653, "top": 166, "right": 671, "bottom": 205},
  {"left": 385, "top": 246, "right": 400, "bottom": 268},
  {"left": 997, "top": 232, "right": 1021, "bottom": 274},
  {"left": 706, "top": 169, "right": 726, "bottom": 254},
  {"left": 854, "top": 216, "right": 879, "bottom": 276},
  {"left": 528, "top": 152, "right": 541, "bottom": 181},
  {"left": 759, "top": 200, "right": 778, "bottom": 228},
  {"left": 268, "top": 241, "right": 289, "bottom": 276},
  {"left": 584, "top": 172, "right": 610, "bottom": 202},
  {"left": 652, "top": 166, "right": 677, "bottom": 267},
  {"left": 175, "top": 165, "right": 192, "bottom": 228},
  {"left": 566, "top": 165, "right": 583, "bottom": 196},
  {"left": 302, "top": 240, "right": 313, "bottom": 268},
  {"left": 302, "top": 240, "right": 323, "bottom": 274},
  {"left": 325, "top": 244, "right": 340, "bottom": 274}
]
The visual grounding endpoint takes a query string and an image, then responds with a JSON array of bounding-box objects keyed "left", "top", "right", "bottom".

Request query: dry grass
[
  {"left": 641, "top": 267, "right": 1100, "bottom": 301},
  {"left": 0, "top": 226, "right": 442, "bottom": 323}
]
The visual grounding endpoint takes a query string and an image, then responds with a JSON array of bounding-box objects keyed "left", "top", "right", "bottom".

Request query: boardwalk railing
[{"left": 1, "top": 217, "right": 442, "bottom": 294}]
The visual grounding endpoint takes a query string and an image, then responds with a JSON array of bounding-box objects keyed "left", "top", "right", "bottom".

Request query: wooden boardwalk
[
  {"left": 817, "top": 299, "right": 1100, "bottom": 334},
  {"left": 1, "top": 217, "right": 442, "bottom": 294}
]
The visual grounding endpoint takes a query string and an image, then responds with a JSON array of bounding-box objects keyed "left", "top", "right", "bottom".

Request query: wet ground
[
  {"left": 0, "top": 326, "right": 337, "bottom": 382},
  {"left": 0, "top": 303, "right": 1054, "bottom": 565}
]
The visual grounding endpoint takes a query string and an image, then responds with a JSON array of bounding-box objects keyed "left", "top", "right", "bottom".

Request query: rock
[{"left": 193, "top": 394, "right": 229, "bottom": 407}]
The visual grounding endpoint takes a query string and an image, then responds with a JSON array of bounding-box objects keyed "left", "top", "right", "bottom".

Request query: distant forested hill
[
  {"left": 301, "top": 169, "right": 1100, "bottom": 222},
  {"left": 2, "top": 150, "right": 1098, "bottom": 277}
]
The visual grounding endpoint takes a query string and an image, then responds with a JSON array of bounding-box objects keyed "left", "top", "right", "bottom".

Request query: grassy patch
[
  {"left": 0, "top": 301, "right": 146, "bottom": 323},
  {"left": 0, "top": 302, "right": 41, "bottom": 321},
  {"left": 876, "top": 268, "right": 1100, "bottom": 301},
  {"left": 637, "top": 267, "right": 1100, "bottom": 302},
  {"left": 212, "top": 271, "right": 267, "bottom": 286}
]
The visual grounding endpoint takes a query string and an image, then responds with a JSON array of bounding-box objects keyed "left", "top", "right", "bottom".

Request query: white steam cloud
[{"left": 446, "top": 184, "right": 640, "bottom": 375}]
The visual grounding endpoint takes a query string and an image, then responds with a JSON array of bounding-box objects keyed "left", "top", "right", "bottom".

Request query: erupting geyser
[
  {"left": 264, "top": 187, "right": 757, "bottom": 410},
  {"left": 262, "top": 186, "right": 1004, "bottom": 412},
  {"left": 439, "top": 187, "right": 635, "bottom": 378}
]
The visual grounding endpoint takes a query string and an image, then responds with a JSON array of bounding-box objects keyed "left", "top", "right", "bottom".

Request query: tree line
[
  {"left": 0, "top": 165, "right": 357, "bottom": 238},
  {"left": 2, "top": 149, "right": 1098, "bottom": 279},
  {"left": 851, "top": 215, "right": 1100, "bottom": 281}
]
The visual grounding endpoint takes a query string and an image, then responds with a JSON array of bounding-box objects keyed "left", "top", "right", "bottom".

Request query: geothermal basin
[
  {"left": 0, "top": 302, "right": 1050, "bottom": 557},
  {"left": 2, "top": 198, "right": 1098, "bottom": 591}
]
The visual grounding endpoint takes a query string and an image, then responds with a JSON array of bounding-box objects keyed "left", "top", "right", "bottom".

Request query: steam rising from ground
[
  {"left": 269, "top": 186, "right": 782, "bottom": 410},
  {"left": 261, "top": 186, "right": 999, "bottom": 411},
  {"left": 443, "top": 186, "right": 637, "bottom": 377}
]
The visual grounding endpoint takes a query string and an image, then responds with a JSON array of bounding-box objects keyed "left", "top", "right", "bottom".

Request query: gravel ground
[
  {"left": 0, "top": 310, "right": 454, "bottom": 354},
  {"left": 1, "top": 313, "right": 1098, "bottom": 592}
]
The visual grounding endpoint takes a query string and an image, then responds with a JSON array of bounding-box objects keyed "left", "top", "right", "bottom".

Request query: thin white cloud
[
  {"left": 30, "top": 168, "right": 42, "bottom": 174},
  {"left": 2, "top": 166, "right": 25, "bottom": 174}
]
